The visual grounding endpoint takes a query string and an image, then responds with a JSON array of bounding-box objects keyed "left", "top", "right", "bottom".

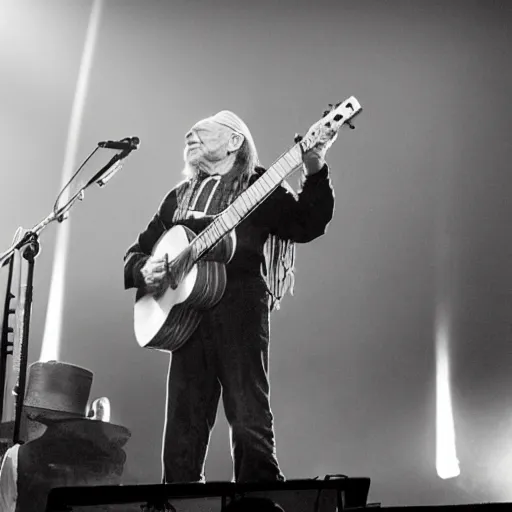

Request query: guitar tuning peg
[
  {"left": 346, "top": 121, "right": 355, "bottom": 130},
  {"left": 294, "top": 133, "right": 304, "bottom": 143}
]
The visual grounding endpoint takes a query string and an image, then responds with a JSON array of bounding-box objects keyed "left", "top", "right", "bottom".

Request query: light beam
[
  {"left": 39, "top": 0, "right": 103, "bottom": 362},
  {"left": 434, "top": 224, "right": 460, "bottom": 479},
  {"left": 435, "top": 302, "right": 460, "bottom": 479}
]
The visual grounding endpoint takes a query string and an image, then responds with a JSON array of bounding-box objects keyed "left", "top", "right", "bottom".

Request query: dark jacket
[{"left": 124, "top": 165, "right": 335, "bottom": 290}]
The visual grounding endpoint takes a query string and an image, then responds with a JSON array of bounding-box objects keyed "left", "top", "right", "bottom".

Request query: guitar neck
[{"left": 190, "top": 144, "right": 303, "bottom": 260}]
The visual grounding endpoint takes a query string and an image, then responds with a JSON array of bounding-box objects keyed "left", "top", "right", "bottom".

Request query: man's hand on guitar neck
[
  {"left": 299, "top": 113, "right": 339, "bottom": 175},
  {"left": 302, "top": 144, "right": 327, "bottom": 175},
  {"left": 301, "top": 129, "right": 338, "bottom": 175}
]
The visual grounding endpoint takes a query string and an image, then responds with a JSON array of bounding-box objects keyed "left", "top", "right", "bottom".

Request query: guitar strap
[{"left": 188, "top": 176, "right": 221, "bottom": 216}]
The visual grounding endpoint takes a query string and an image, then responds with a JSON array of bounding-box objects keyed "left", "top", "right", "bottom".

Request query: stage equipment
[
  {"left": 0, "top": 137, "right": 140, "bottom": 445},
  {"left": 45, "top": 476, "right": 371, "bottom": 512}
]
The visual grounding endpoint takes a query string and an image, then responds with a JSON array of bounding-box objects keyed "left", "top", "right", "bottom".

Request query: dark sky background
[{"left": 1, "top": 0, "right": 512, "bottom": 507}]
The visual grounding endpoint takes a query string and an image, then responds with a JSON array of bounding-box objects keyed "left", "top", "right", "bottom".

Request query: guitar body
[{"left": 133, "top": 224, "right": 233, "bottom": 352}]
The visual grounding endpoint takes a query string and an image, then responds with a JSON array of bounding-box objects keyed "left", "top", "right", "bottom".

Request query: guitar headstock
[{"left": 296, "top": 96, "right": 362, "bottom": 152}]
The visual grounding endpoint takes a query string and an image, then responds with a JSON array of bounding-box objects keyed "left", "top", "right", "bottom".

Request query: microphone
[
  {"left": 90, "top": 136, "right": 141, "bottom": 187},
  {"left": 98, "top": 136, "right": 140, "bottom": 151}
]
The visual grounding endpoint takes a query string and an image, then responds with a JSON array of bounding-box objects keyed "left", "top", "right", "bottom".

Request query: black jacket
[{"left": 124, "top": 165, "right": 335, "bottom": 290}]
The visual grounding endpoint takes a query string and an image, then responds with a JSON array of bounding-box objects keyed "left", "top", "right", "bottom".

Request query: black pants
[{"left": 162, "top": 277, "right": 284, "bottom": 483}]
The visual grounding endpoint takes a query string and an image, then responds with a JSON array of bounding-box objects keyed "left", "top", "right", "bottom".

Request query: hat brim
[
  {"left": 26, "top": 407, "right": 130, "bottom": 447},
  {"left": 25, "top": 405, "right": 83, "bottom": 423},
  {"left": 51, "top": 419, "right": 131, "bottom": 447}
]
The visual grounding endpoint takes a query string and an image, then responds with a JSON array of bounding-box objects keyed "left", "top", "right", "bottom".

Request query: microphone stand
[{"left": 0, "top": 139, "right": 138, "bottom": 444}]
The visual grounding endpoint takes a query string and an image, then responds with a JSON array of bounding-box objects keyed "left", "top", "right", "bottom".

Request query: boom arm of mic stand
[
  {"left": 0, "top": 143, "right": 136, "bottom": 267},
  {"left": 0, "top": 177, "right": 95, "bottom": 267},
  {"left": 86, "top": 147, "right": 131, "bottom": 188}
]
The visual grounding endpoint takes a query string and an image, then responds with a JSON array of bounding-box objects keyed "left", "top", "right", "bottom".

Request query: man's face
[{"left": 184, "top": 119, "right": 232, "bottom": 168}]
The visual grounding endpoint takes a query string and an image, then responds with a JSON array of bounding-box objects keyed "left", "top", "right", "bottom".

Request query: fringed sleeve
[
  {"left": 263, "top": 235, "right": 296, "bottom": 311},
  {"left": 257, "top": 164, "right": 335, "bottom": 310}
]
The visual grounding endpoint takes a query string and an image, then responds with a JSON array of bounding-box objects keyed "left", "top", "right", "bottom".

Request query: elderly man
[{"left": 124, "top": 111, "right": 335, "bottom": 483}]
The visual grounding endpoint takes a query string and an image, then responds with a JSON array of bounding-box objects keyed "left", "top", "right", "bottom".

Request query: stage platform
[{"left": 45, "top": 477, "right": 372, "bottom": 511}]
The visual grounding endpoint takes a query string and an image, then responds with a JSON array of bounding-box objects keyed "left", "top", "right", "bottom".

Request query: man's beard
[
  {"left": 181, "top": 157, "right": 236, "bottom": 179},
  {"left": 181, "top": 161, "right": 197, "bottom": 179},
  {"left": 181, "top": 147, "right": 214, "bottom": 178}
]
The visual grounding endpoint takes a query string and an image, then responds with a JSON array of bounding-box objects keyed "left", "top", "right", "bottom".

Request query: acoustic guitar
[{"left": 133, "top": 97, "right": 363, "bottom": 352}]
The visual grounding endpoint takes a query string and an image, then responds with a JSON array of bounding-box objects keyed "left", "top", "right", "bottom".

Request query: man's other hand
[{"left": 141, "top": 256, "right": 170, "bottom": 296}]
